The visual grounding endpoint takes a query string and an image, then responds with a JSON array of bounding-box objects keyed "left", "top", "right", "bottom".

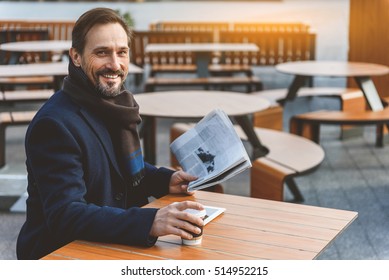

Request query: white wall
[{"left": 0, "top": 0, "right": 349, "bottom": 61}]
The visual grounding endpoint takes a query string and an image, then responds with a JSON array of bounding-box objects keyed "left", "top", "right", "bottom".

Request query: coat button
[{"left": 114, "top": 193, "right": 124, "bottom": 201}]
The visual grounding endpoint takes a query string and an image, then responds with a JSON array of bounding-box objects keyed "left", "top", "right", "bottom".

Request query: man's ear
[{"left": 69, "top": 48, "right": 81, "bottom": 67}]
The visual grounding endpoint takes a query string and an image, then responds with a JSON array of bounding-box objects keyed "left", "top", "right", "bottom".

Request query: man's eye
[
  {"left": 118, "top": 50, "right": 128, "bottom": 56},
  {"left": 97, "top": 50, "right": 107, "bottom": 56}
]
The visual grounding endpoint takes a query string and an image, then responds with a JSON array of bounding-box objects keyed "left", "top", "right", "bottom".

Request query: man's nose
[{"left": 107, "top": 54, "right": 121, "bottom": 70}]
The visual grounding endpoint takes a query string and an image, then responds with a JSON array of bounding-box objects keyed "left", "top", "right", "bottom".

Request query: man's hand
[
  {"left": 149, "top": 201, "right": 204, "bottom": 240},
  {"left": 169, "top": 170, "right": 197, "bottom": 195}
]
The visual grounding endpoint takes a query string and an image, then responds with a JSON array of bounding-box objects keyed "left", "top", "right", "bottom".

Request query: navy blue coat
[{"left": 17, "top": 90, "right": 174, "bottom": 259}]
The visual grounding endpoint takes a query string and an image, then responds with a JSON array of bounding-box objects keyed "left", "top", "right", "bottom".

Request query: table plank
[{"left": 42, "top": 240, "right": 164, "bottom": 260}]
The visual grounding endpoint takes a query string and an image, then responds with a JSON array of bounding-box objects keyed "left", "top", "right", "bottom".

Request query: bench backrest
[
  {"left": 147, "top": 21, "right": 316, "bottom": 65},
  {"left": 150, "top": 21, "right": 231, "bottom": 32},
  {"left": 0, "top": 20, "right": 75, "bottom": 41},
  {"left": 131, "top": 30, "right": 214, "bottom": 66},
  {"left": 150, "top": 21, "right": 231, "bottom": 42},
  {"left": 233, "top": 22, "right": 311, "bottom": 33},
  {"left": 219, "top": 31, "right": 316, "bottom": 65}
]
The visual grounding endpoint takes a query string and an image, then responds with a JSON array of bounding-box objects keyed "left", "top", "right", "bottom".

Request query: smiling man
[{"left": 16, "top": 7, "right": 204, "bottom": 260}]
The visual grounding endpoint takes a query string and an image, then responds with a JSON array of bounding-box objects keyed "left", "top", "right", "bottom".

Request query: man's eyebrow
[
  {"left": 93, "top": 45, "right": 129, "bottom": 50},
  {"left": 93, "top": 46, "right": 109, "bottom": 51}
]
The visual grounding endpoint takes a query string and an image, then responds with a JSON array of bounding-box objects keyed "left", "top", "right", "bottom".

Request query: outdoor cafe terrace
[{"left": 0, "top": 0, "right": 389, "bottom": 262}]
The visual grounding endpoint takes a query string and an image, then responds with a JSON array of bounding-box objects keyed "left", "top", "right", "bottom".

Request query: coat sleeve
[
  {"left": 141, "top": 162, "right": 175, "bottom": 198},
  {"left": 25, "top": 116, "right": 159, "bottom": 249}
]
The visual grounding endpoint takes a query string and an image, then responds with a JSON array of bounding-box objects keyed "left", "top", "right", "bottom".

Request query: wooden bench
[
  {"left": 251, "top": 87, "right": 365, "bottom": 106},
  {"left": 0, "top": 110, "right": 37, "bottom": 168},
  {"left": 150, "top": 21, "right": 312, "bottom": 38},
  {"left": 0, "top": 89, "right": 54, "bottom": 104},
  {"left": 0, "top": 76, "right": 54, "bottom": 92},
  {"left": 148, "top": 63, "right": 254, "bottom": 77},
  {"left": 218, "top": 30, "right": 316, "bottom": 66},
  {"left": 144, "top": 22, "right": 317, "bottom": 74},
  {"left": 232, "top": 22, "right": 312, "bottom": 33},
  {"left": 252, "top": 87, "right": 366, "bottom": 136},
  {"left": 144, "top": 76, "right": 263, "bottom": 93},
  {"left": 0, "top": 20, "right": 74, "bottom": 41},
  {"left": 290, "top": 108, "right": 389, "bottom": 147},
  {"left": 170, "top": 123, "right": 324, "bottom": 202},
  {"left": 150, "top": 21, "right": 231, "bottom": 33},
  {"left": 135, "top": 23, "right": 316, "bottom": 91}
]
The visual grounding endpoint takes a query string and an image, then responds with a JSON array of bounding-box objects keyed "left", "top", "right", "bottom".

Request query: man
[{"left": 17, "top": 7, "right": 204, "bottom": 260}]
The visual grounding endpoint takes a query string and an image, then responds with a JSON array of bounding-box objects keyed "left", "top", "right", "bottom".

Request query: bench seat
[
  {"left": 0, "top": 89, "right": 54, "bottom": 103},
  {"left": 0, "top": 76, "right": 54, "bottom": 91},
  {"left": 290, "top": 108, "right": 389, "bottom": 147},
  {"left": 170, "top": 123, "right": 324, "bottom": 202},
  {"left": 150, "top": 64, "right": 253, "bottom": 77},
  {"left": 144, "top": 76, "right": 263, "bottom": 93},
  {"left": 251, "top": 87, "right": 365, "bottom": 107}
]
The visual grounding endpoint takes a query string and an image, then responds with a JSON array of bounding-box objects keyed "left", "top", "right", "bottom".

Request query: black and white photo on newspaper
[{"left": 170, "top": 108, "right": 251, "bottom": 191}]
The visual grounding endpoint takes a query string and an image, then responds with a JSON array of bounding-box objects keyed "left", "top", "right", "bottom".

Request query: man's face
[{"left": 71, "top": 23, "right": 129, "bottom": 98}]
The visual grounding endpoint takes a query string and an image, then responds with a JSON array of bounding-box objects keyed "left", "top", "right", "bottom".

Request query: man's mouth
[
  {"left": 102, "top": 73, "right": 120, "bottom": 79},
  {"left": 98, "top": 69, "right": 125, "bottom": 80}
]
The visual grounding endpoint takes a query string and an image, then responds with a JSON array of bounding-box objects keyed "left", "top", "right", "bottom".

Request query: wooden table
[
  {"left": 135, "top": 90, "right": 270, "bottom": 164},
  {"left": 0, "top": 62, "right": 143, "bottom": 91},
  {"left": 0, "top": 40, "right": 71, "bottom": 64},
  {"left": 145, "top": 43, "right": 259, "bottom": 77},
  {"left": 276, "top": 61, "right": 389, "bottom": 111},
  {"left": 41, "top": 191, "right": 358, "bottom": 260}
]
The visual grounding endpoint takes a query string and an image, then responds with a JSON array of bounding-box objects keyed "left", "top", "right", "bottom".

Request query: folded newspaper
[{"left": 170, "top": 109, "right": 252, "bottom": 192}]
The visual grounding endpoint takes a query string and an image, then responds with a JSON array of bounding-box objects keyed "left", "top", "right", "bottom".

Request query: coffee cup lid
[{"left": 183, "top": 208, "right": 206, "bottom": 218}]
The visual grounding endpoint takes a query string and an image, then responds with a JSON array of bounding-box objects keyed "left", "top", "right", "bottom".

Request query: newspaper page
[{"left": 170, "top": 108, "right": 252, "bottom": 191}]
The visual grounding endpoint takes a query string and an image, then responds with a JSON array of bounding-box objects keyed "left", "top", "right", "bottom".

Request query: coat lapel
[{"left": 79, "top": 107, "right": 124, "bottom": 182}]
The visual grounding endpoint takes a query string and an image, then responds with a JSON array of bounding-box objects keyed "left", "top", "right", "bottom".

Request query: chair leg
[
  {"left": 0, "top": 125, "right": 6, "bottom": 168},
  {"left": 285, "top": 177, "right": 304, "bottom": 203},
  {"left": 289, "top": 118, "right": 320, "bottom": 143}
]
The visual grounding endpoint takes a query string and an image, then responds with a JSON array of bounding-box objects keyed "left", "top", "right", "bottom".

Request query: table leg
[
  {"left": 8, "top": 53, "right": 21, "bottom": 65},
  {"left": 234, "top": 115, "right": 269, "bottom": 160},
  {"left": 195, "top": 52, "right": 211, "bottom": 78},
  {"left": 280, "top": 75, "right": 308, "bottom": 105},
  {"left": 354, "top": 76, "right": 384, "bottom": 111},
  {"left": 139, "top": 116, "right": 157, "bottom": 165},
  {"left": 285, "top": 177, "right": 304, "bottom": 203}
]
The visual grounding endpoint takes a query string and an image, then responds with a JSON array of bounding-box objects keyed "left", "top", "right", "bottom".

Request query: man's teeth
[{"left": 103, "top": 74, "right": 119, "bottom": 78}]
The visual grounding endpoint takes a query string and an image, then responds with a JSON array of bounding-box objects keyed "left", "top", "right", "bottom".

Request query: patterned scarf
[{"left": 62, "top": 60, "right": 145, "bottom": 187}]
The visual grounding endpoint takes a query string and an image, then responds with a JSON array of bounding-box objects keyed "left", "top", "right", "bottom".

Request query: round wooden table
[
  {"left": 276, "top": 61, "right": 389, "bottom": 111},
  {"left": 135, "top": 90, "right": 271, "bottom": 164}
]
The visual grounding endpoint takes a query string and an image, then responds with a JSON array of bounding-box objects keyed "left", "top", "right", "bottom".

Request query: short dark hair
[{"left": 72, "top": 7, "right": 132, "bottom": 54}]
